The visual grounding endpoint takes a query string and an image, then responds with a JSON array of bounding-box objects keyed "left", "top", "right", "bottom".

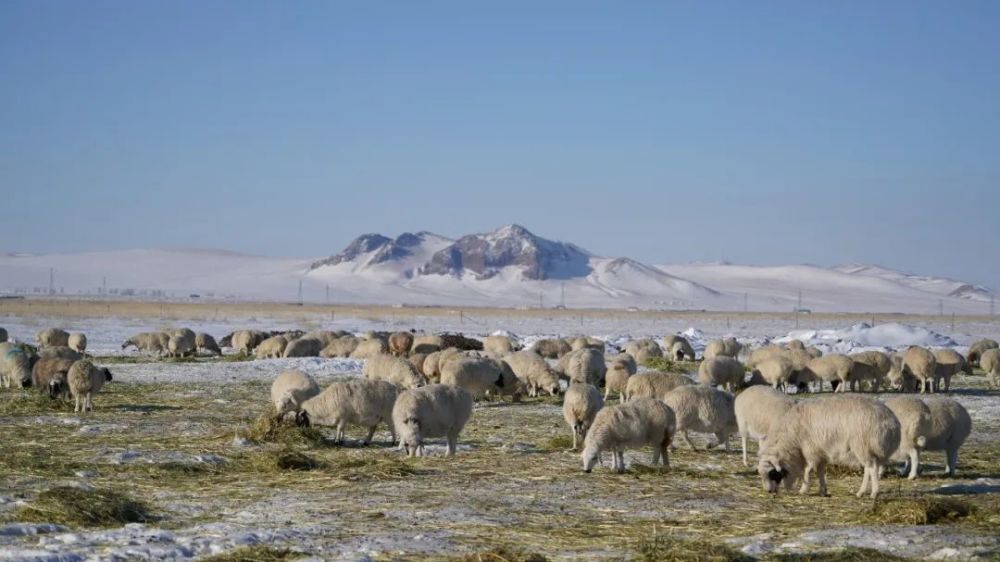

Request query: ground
[{"left": 0, "top": 304, "right": 998, "bottom": 561}]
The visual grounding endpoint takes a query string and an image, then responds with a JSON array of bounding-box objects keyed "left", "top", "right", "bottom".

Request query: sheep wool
[{"left": 581, "top": 398, "right": 676, "bottom": 473}]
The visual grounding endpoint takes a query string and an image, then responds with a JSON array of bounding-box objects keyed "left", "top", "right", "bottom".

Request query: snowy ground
[{"left": 1, "top": 310, "right": 999, "bottom": 561}]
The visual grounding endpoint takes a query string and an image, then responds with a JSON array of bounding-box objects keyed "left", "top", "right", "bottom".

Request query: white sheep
[
  {"left": 505, "top": 350, "right": 561, "bottom": 397},
  {"left": 67, "top": 333, "right": 87, "bottom": 354},
  {"left": 849, "top": 350, "right": 891, "bottom": 392},
  {"left": 697, "top": 356, "right": 745, "bottom": 392},
  {"left": 604, "top": 353, "right": 637, "bottom": 401},
  {"left": 67, "top": 359, "right": 113, "bottom": 413},
  {"left": 751, "top": 356, "right": 794, "bottom": 392},
  {"left": 320, "top": 336, "right": 359, "bottom": 358},
  {"left": 231, "top": 330, "right": 267, "bottom": 353},
  {"left": 388, "top": 331, "right": 414, "bottom": 356},
  {"left": 36, "top": 328, "right": 69, "bottom": 348},
  {"left": 982, "top": 348, "right": 1000, "bottom": 388},
  {"left": 270, "top": 370, "right": 321, "bottom": 418},
  {"left": 887, "top": 353, "right": 918, "bottom": 392},
  {"left": 297, "top": 379, "right": 399, "bottom": 445},
  {"left": 122, "top": 332, "right": 169, "bottom": 355},
  {"left": 563, "top": 383, "right": 604, "bottom": 450},
  {"left": 757, "top": 395, "right": 901, "bottom": 498},
  {"left": 167, "top": 335, "right": 195, "bottom": 358},
  {"left": 704, "top": 338, "right": 741, "bottom": 360},
  {"left": 283, "top": 337, "right": 323, "bottom": 358},
  {"left": 966, "top": 338, "right": 999, "bottom": 366},
  {"left": 255, "top": 335, "right": 289, "bottom": 359},
  {"left": 483, "top": 335, "right": 518, "bottom": 355},
  {"left": 920, "top": 397, "right": 972, "bottom": 477},
  {"left": 902, "top": 346, "right": 937, "bottom": 393},
  {"left": 195, "top": 333, "right": 221, "bottom": 355},
  {"left": 624, "top": 339, "right": 662, "bottom": 365},
  {"left": 351, "top": 338, "right": 388, "bottom": 359},
  {"left": 734, "top": 385, "right": 795, "bottom": 466},
  {"left": 531, "top": 338, "right": 572, "bottom": 359},
  {"left": 623, "top": 372, "right": 692, "bottom": 402},
  {"left": 393, "top": 384, "right": 473, "bottom": 457},
  {"left": 670, "top": 339, "right": 696, "bottom": 361},
  {"left": 563, "top": 348, "right": 607, "bottom": 387},
  {"left": 933, "top": 348, "right": 966, "bottom": 392},
  {"left": 0, "top": 342, "right": 33, "bottom": 389},
  {"left": 661, "top": 385, "right": 737, "bottom": 450},
  {"left": 803, "top": 354, "right": 854, "bottom": 392},
  {"left": 883, "top": 396, "right": 931, "bottom": 480},
  {"left": 581, "top": 398, "right": 676, "bottom": 473},
  {"left": 363, "top": 353, "right": 427, "bottom": 389},
  {"left": 439, "top": 355, "right": 518, "bottom": 400}
]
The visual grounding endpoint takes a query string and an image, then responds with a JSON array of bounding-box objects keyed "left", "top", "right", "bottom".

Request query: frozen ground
[{"left": 0, "top": 311, "right": 998, "bottom": 561}]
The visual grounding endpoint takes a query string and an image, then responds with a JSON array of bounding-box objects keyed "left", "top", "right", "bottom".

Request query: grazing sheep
[
  {"left": 803, "top": 354, "right": 854, "bottom": 392},
  {"left": 171, "top": 328, "right": 197, "bottom": 350},
  {"left": 302, "top": 330, "right": 341, "bottom": 348},
  {"left": 393, "top": 384, "right": 474, "bottom": 457},
  {"left": 439, "top": 333, "right": 483, "bottom": 351},
  {"left": 563, "top": 383, "right": 604, "bottom": 450},
  {"left": 604, "top": 353, "right": 637, "bottom": 401},
  {"left": 421, "top": 350, "right": 444, "bottom": 382},
  {"left": 933, "top": 348, "right": 967, "bottom": 392},
  {"left": 704, "top": 338, "right": 741, "bottom": 360},
  {"left": 231, "top": 330, "right": 267, "bottom": 353},
  {"left": 902, "top": 346, "right": 938, "bottom": 393},
  {"left": 255, "top": 335, "right": 289, "bottom": 359},
  {"left": 623, "top": 372, "right": 693, "bottom": 402},
  {"left": 122, "top": 332, "right": 169, "bottom": 355},
  {"left": 270, "top": 370, "right": 321, "bottom": 418},
  {"left": 757, "top": 395, "right": 901, "bottom": 498},
  {"left": 0, "top": 342, "right": 33, "bottom": 389},
  {"left": 886, "top": 353, "right": 917, "bottom": 392},
  {"left": 38, "top": 346, "right": 83, "bottom": 361},
  {"left": 350, "top": 338, "right": 388, "bottom": 359},
  {"left": 786, "top": 349, "right": 818, "bottom": 392},
  {"left": 532, "top": 338, "right": 572, "bottom": 359},
  {"left": 747, "top": 345, "right": 786, "bottom": 368},
  {"left": 484, "top": 335, "right": 519, "bottom": 355},
  {"left": 283, "top": 337, "right": 323, "bottom": 358},
  {"left": 195, "top": 333, "right": 221, "bottom": 355},
  {"left": 364, "top": 353, "right": 427, "bottom": 389},
  {"left": 751, "top": 356, "right": 794, "bottom": 392},
  {"left": 883, "top": 396, "right": 931, "bottom": 480},
  {"left": 67, "top": 333, "right": 87, "bottom": 354},
  {"left": 439, "top": 356, "right": 517, "bottom": 400},
  {"left": 563, "top": 348, "right": 607, "bottom": 387},
  {"left": 412, "top": 335, "right": 444, "bottom": 355},
  {"left": 0, "top": 327, "right": 7, "bottom": 343},
  {"left": 698, "top": 356, "right": 745, "bottom": 392},
  {"left": 388, "top": 331, "right": 414, "bottom": 356},
  {"left": 408, "top": 352, "right": 429, "bottom": 374},
  {"left": 67, "top": 360, "right": 113, "bottom": 413},
  {"left": 167, "top": 335, "right": 195, "bottom": 358},
  {"left": 734, "top": 385, "right": 795, "bottom": 466},
  {"left": 505, "top": 350, "right": 561, "bottom": 397},
  {"left": 920, "top": 397, "right": 972, "bottom": 477},
  {"left": 804, "top": 346, "right": 823, "bottom": 359},
  {"left": 849, "top": 350, "right": 891, "bottom": 392},
  {"left": 966, "top": 338, "right": 999, "bottom": 366},
  {"left": 581, "top": 398, "right": 676, "bottom": 473},
  {"left": 569, "top": 336, "right": 604, "bottom": 352},
  {"left": 320, "top": 336, "right": 360, "bottom": 358},
  {"left": 982, "top": 348, "right": 1000, "bottom": 388},
  {"left": 31, "top": 357, "right": 75, "bottom": 399},
  {"left": 661, "top": 385, "right": 737, "bottom": 450},
  {"left": 36, "top": 328, "right": 70, "bottom": 348},
  {"left": 624, "top": 339, "right": 662, "bottom": 365},
  {"left": 786, "top": 340, "right": 805, "bottom": 351},
  {"left": 296, "top": 379, "right": 399, "bottom": 445},
  {"left": 670, "top": 339, "right": 696, "bottom": 361}
]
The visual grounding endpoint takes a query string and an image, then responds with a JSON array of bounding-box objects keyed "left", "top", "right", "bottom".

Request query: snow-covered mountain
[{"left": 0, "top": 225, "right": 994, "bottom": 313}]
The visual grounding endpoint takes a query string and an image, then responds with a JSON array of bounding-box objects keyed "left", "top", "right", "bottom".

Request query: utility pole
[
  {"left": 938, "top": 299, "right": 944, "bottom": 317},
  {"left": 560, "top": 283, "right": 565, "bottom": 308},
  {"left": 991, "top": 294, "right": 995, "bottom": 317},
  {"left": 102, "top": 276, "right": 107, "bottom": 295},
  {"left": 325, "top": 284, "right": 330, "bottom": 304},
  {"left": 743, "top": 293, "right": 748, "bottom": 313},
  {"left": 297, "top": 280, "right": 303, "bottom": 305},
  {"left": 797, "top": 289, "right": 802, "bottom": 312},
  {"left": 538, "top": 292, "right": 543, "bottom": 309},
  {"left": 48, "top": 268, "right": 54, "bottom": 296}
]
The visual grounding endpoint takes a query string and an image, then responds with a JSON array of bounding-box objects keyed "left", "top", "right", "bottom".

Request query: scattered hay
[
  {"left": 643, "top": 357, "right": 679, "bottom": 372},
  {"left": 629, "top": 463, "right": 670, "bottom": 475},
  {"left": 867, "top": 496, "right": 974, "bottom": 525},
  {"left": 244, "top": 414, "right": 326, "bottom": 447},
  {"left": 327, "top": 454, "right": 419, "bottom": 481},
  {"left": 218, "top": 352, "right": 255, "bottom": 363},
  {"left": 0, "top": 390, "right": 75, "bottom": 415},
  {"left": 246, "top": 449, "right": 322, "bottom": 472},
  {"left": 453, "top": 547, "right": 549, "bottom": 562},
  {"left": 543, "top": 435, "right": 574, "bottom": 450},
  {"left": 769, "top": 548, "right": 908, "bottom": 561},
  {"left": 199, "top": 545, "right": 297, "bottom": 562},
  {"left": 14, "top": 486, "right": 156, "bottom": 527},
  {"left": 632, "top": 534, "right": 754, "bottom": 562}
]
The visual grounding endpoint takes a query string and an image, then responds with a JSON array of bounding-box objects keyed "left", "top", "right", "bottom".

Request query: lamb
[
  {"left": 902, "top": 346, "right": 937, "bottom": 393},
  {"left": 920, "top": 397, "right": 972, "bottom": 477},
  {"left": 697, "top": 356, "right": 745, "bottom": 392},
  {"left": 36, "top": 328, "right": 70, "bottom": 348},
  {"left": 320, "top": 336, "right": 359, "bottom": 358},
  {"left": 604, "top": 353, "right": 637, "bottom": 401},
  {"left": 483, "top": 335, "right": 518, "bottom": 355},
  {"left": 803, "top": 354, "right": 854, "bottom": 392},
  {"left": 350, "top": 338, "right": 388, "bottom": 359},
  {"left": 704, "top": 338, "right": 741, "bottom": 360},
  {"left": 624, "top": 339, "right": 662, "bottom": 365},
  {"left": 581, "top": 398, "right": 676, "bottom": 473},
  {"left": 883, "top": 396, "right": 931, "bottom": 479},
  {"left": 0, "top": 342, "right": 33, "bottom": 389},
  {"left": 31, "top": 357, "right": 75, "bottom": 399},
  {"left": 849, "top": 350, "right": 891, "bottom": 392},
  {"left": 393, "top": 384, "right": 474, "bottom": 457},
  {"left": 412, "top": 334, "right": 444, "bottom": 354},
  {"left": 532, "top": 338, "right": 571, "bottom": 359},
  {"left": 982, "top": 348, "right": 1000, "bottom": 388},
  {"left": 122, "top": 332, "right": 170, "bottom": 355},
  {"left": 563, "top": 383, "right": 604, "bottom": 450},
  {"left": 439, "top": 355, "right": 518, "bottom": 400},
  {"left": 363, "top": 353, "right": 427, "bottom": 389},
  {"left": 296, "top": 379, "right": 399, "bottom": 445},
  {"left": 563, "top": 348, "right": 607, "bottom": 386},
  {"left": 388, "top": 331, "right": 414, "bottom": 356},
  {"left": 67, "top": 359, "right": 113, "bottom": 413},
  {"left": 67, "top": 333, "right": 87, "bottom": 354},
  {"left": 966, "top": 338, "right": 999, "bottom": 366},
  {"left": 283, "top": 337, "right": 323, "bottom": 358},
  {"left": 933, "top": 348, "right": 967, "bottom": 392},
  {"left": 195, "top": 333, "right": 221, "bottom": 355},
  {"left": 505, "top": 350, "right": 561, "bottom": 397},
  {"left": 661, "top": 385, "right": 737, "bottom": 450},
  {"left": 623, "top": 372, "right": 693, "bottom": 402},
  {"left": 167, "top": 335, "right": 195, "bottom": 358},
  {"left": 734, "top": 385, "right": 795, "bottom": 466},
  {"left": 255, "top": 335, "right": 288, "bottom": 359},
  {"left": 757, "top": 395, "right": 901, "bottom": 498},
  {"left": 750, "top": 356, "right": 794, "bottom": 392},
  {"left": 270, "top": 370, "right": 321, "bottom": 418}
]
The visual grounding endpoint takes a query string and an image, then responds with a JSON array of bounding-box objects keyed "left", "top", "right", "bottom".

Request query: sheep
[
  {"left": 439, "top": 355, "right": 516, "bottom": 400},
  {"left": 231, "top": 330, "right": 267, "bottom": 353},
  {"left": 563, "top": 348, "right": 607, "bottom": 387},
  {"left": 302, "top": 330, "right": 341, "bottom": 348},
  {"left": 933, "top": 348, "right": 967, "bottom": 392},
  {"left": 31, "top": 357, "right": 75, "bottom": 399},
  {"left": 67, "top": 359, "right": 113, "bottom": 413},
  {"left": 604, "top": 353, "right": 637, "bottom": 401},
  {"left": 421, "top": 350, "right": 444, "bottom": 382},
  {"left": 920, "top": 397, "right": 972, "bottom": 476},
  {"left": 255, "top": 335, "right": 288, "bottom": 359},
  {"left": 532, "top": 338, "right": 571, "bottom": 359},
  {"left": 171, "top": 328, "right": 197, "bottom": 350},
  {"left": 67, "top": 333, "right": 87, "bottom": 354},
  {"left": 751, "top": 356, "right": 794, "bottom": 392},
  {"left": 0, "top": 327, "right": 7, "bottom": 343},
  {"left": 36, "top": 328, "right": 70, "bottom": 348},
  {"left": 393, "top": 384, "right": 473, "bottom": 457},
  {"left": 661, "top": 385, "right": 737, "bottom": 450},
  {"left": 505, "top": 350, "right": 561, "bottom": 397},
  {"left": 408, "top": 352, "right": 429, "bottom": 374},
  {"left": 296, "top": 379, "right": 399, "bottom": 445},
  {"left": 167, "top": 335, "right": 195, "bottom": 358},
  {"left": 563, "top": 383, "right": 604, "bottom": 450},
  {"left": 982, "top": 348, "right": 1000, "bottom": 388},
  {"left": 569, "top": 336, "right": 604, "bottom": 352},
  {"left": 803, "top": 354, "right": 854, "bottom": 392},
  {"left": 283, "top": 337, "right": 323, "bottom": 358},
  {"left": 0, "top": 342, "right": 33, "bottom": 389},
  {"left": 747, "top": 345, "right": 786, "bottom": 368},
  {"left": 122, "top": 332, "right": 169, "bottom": 355},
  {"left": 195, "top": 333, "right": 221, "bottom": 356},
  {"left": 363, "top": 353, "right": 427, "bottom": 389},
  {"left": 623, "top": 372, "right": 692, "bottom": 402},
  {"left": 704, "top": 338, "right": 741, "bottom": 360},
  {"left": 483, "top": 335, "right": 518, "bottom": 355},
  {"left": 697, "top": 356, "right": 745, "bottom": 392},
  {"left": 388, "top": 331, "right": 414, "bottom": 356},
  {"left": 786, "top": 349, "right": 818, "bottom": 392},
  {"left": 438, "top": 333, "right": 483, "bottom": 351},
  {"left": 849, "top": 350, "right": 891, "bottom": 392},
  {"left": 670, "top": 339, "right": 696, "bottom": 361},
  {"left": 883, "top": 396, "right": 931, "bottom": 480},
  {"left": 624, "top": 339, "right": 662, "bottom": 365},
  {"left": 902, "top": 346, "right": 937, "bottom": 393},
  {"left": 786, "top": 340, "right": 805, "bottom": 351},
  {"left": 270, "top": 370, "right": 321, "bottom": 418},
  {"left": 966, "top": 338, "right": 999, "bottom": 366},
  {"left": 320, "top": 336, "right": 359, "bottom": 358},
  {"left": 757, "top": 395, "right": 901, "bottom": 498},
  {"left": 350, "top": 338, "right": 388, "bottom": 359},
  {"left": 734, "top": 385, "right": 795, "bottom": 466},
  {"left": 886, "top": 353, "right": 917, "bottom": 392},
  {"left": 37, "top": 346, "right": 83, "bottom": 361},
  {"left": 581, "top": 398, "right": 676, "bottom": 473},
  {"left": 412, "top": 334, "right": 444, "bottom": 354},
  {"left": 805, "top": 346, "right": 823, "bottom": 359}
]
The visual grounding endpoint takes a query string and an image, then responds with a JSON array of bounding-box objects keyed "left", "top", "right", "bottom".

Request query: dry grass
[
  {"left": 13, "top": 486, "right": 156, "bottom": 527},
  {"left": 632, "top": 534, "right": 754, "bottom": 562},
  {"left": 451, "top": 548, "right": 550, "bottom": 562},
  {"left": 866, "top": 496, "right": 975, "bottom": 525},
  {"left": 198, "top": 546, "right": 299, "bottom": 562}
]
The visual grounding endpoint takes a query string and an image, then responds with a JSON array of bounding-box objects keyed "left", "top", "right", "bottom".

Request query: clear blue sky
[{"left": 1, "top": 1, "right": 998, "bottom": 286}]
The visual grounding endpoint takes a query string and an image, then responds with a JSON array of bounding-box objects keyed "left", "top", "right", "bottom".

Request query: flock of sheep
[{"left": 0, "top": 324, "right": 995, "bottom": 500}]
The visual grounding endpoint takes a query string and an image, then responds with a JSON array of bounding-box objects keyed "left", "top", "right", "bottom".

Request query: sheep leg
[
  {"left": 74, "top": 394, "right": 81, "bottom": 413},
  {"left": 682, "top": 431, "right": 697, "bottom": 450},
  {"left": 660, "top": 432, "right": 671, "bottom": 467},
  {"left": 907, "top": 449, "right": 920, "bottom": 480},
  {"left": 446, "top": 432, "right": 458, "bottom": 456},
  {"left": 571, "top": 429, "right": 578, "bottom": 451},
  {"left": 799, "top": 462, "right": 814, "bottom": 494},
  {"left": 857, "top": 466, "right": 871, "bottom": 498},
  {"left": 388, "top": 424, "right": 396, "bottom": 445},
  {"left": 363, "top": 426, "right": 376, "bottom": 446},
  {"left": 715, "top": 431, "right": 731, "bottom": 451},
  {"left": 817, "top": 463, "right": 829, "bottom": 497},
  {"left": 86, "top": 393, "right": 93, "bottom": 412},
  {"left": 946, "top": 448, "right": 958, "bottom": 477},
  {"left": 741, "top": 432, "right": 749, "bottom": 467},
  {"left": 650, "top": 446, "right": 660, "bottom": 466},
  {"left": 615, "top": 450, "right": 625, "bottom": 474}
]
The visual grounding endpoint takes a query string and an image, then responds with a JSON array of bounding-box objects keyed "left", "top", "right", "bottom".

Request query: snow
[{"left": 774, "top": 322, "right": 958, "bottom": 354}]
